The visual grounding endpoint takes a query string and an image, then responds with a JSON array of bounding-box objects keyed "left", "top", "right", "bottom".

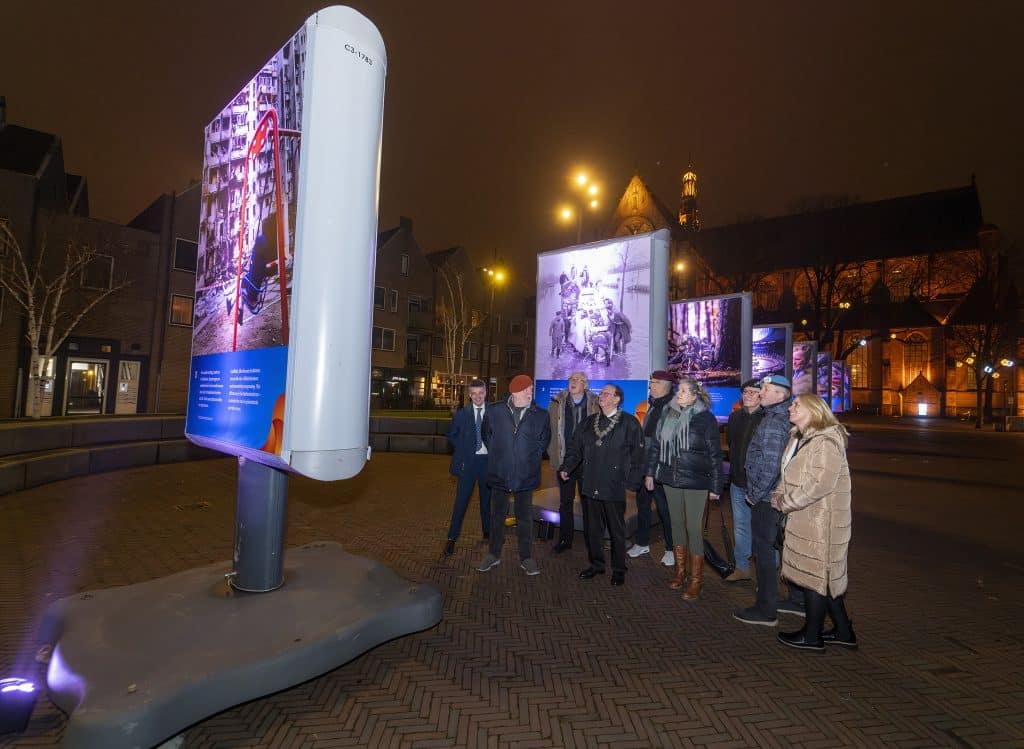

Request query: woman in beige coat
[{"left": 771, "top": 394, "right": 857, "bottom": 652}]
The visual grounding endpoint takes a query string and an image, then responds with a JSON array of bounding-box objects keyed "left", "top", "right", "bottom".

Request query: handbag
[{"left": 703, "top": 497, "right": 735, "bottom": 579}]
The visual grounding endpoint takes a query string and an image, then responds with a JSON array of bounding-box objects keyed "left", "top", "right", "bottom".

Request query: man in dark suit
[{"left": 443, "top": 379, "right": 491, "bottom": 555}]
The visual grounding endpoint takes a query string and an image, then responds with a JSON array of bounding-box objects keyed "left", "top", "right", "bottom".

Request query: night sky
[{"left": 2, "top": 1, "right": 1021, "bottom": 287}]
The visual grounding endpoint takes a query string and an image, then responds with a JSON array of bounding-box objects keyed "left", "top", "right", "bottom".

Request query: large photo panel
[
  {"left": 186, "top": 7, "right": 387, "bottom": 479},
  {"left": 791, "top": 340, "right": 818, "bottom": 396},
  {"left": 186, "top": 24, "right": 306, "bottom": 467},
  {"left": 534, "top": 230, "right": 668, "bottom": 414},
  {"left": 668, "top": 292, "right": 752, "bottom": 422},
  {"left": 752, "top": 323, "right": 793, "bottom": 382}
]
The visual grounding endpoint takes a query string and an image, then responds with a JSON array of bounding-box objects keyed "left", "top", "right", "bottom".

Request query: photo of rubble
[{"left": 191, "top": 27, "right": 306, "bottom": 357}]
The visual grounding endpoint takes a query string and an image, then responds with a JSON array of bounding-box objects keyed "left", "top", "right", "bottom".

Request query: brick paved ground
[{"left": 1, "top": 451, "right": 1023, "bottom": 748}]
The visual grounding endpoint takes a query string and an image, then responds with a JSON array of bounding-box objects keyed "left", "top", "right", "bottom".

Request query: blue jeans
[
  {"left": 447, "top": 454, "right": 491, "bottom": 540},
  {"left": 730, "top": 484, "right": 752, "bottom": 571},
  {"left": 635, "top": 482, "right": 673, "bottom": 549}
]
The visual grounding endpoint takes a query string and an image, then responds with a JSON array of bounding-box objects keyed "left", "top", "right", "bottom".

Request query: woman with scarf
[{"left": 644, "top": 376, "right": 724, "bottom": 600}]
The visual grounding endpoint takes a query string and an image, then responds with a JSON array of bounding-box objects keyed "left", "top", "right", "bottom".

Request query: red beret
[
  {"left": 508, "top": 374, "right": 534, "bottom": 394},
  {"left": 650, "top": 370, "right": 677, "bottom": 383}
]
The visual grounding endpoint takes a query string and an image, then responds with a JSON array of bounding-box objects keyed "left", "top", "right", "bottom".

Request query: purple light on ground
[
  {"left": 540, "top": 509, "right": 560, "bottom": 524},
  {"left": 0, "top": 679, "right": 35, "bottom": 694},
  {"left": 46, "top": 645, "right": 85, "bottom": 708}
]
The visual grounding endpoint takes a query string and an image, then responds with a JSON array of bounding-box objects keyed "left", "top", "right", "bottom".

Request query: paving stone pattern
[{"left": 1, "top": 454, "right": 1022, "bottom": 748}]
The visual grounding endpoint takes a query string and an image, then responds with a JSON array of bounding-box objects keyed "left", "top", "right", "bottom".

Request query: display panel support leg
[{"left": 233, "top": 457, "right": 288, "bottom": 592}]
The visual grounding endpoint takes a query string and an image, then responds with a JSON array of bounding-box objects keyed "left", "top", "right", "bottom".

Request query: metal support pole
[{"left": 232, "top": 457, "right": 288, "bottom": 592}]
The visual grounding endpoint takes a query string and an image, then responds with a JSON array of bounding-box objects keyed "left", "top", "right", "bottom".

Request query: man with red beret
[{"left": 476, "top": 374, "right": 552, "bottom": 576}]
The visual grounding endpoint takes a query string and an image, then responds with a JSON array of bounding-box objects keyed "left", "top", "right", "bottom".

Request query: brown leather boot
[
  {"left": 683, "top": 554, "right": 704, "bottom": 601},
  {"left": 669, "top": 545, "right": 688, "bottom": 589}
]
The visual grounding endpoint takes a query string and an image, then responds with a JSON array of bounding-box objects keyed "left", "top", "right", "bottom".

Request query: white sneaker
[
  {"left": 627, "top": 544, "right": 650, "bottom": 558},
  {"left": 660, "top": 550, "right": 675, "bottom": 566}
]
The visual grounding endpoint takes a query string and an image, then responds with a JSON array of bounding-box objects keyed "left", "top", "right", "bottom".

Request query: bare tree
[
  {"left": 436, "top": 262, "right": 485, "bottom": 383},
  {"left": 0, "top": 223, "right": 129, "bottom": 419},
  {"left": 799, "top": 259, "right": 867, "bottom": 356},
  {"left": 947, "top": 246, "right": 1018, "bottom": 428}
]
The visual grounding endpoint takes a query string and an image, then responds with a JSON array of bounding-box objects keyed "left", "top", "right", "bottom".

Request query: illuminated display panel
[
  {"left": 667, "top": 292, "right": 752, "bottom": 422},
  {"left": 831, "top": 360, "right": 850, "bottom": 412},
  {"left": 816, "top": 352, "right": 833, "bottom": 401},
  {"left": 534, "top": 231, "right": 668, "bottom": 415},
  {"left": 185, "top": 8, "right": 387, "bottom": 480},
  {"left": 752, "top": 324, "right": 793, "bottom": 382},
  {"left": 186, "top": 27, "right": 305, "bottom": 467},
  {"left": 792, "top": 341, "right": 818, "bottom": 396}
]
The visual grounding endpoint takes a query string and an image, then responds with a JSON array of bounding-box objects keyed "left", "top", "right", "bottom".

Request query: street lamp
[
  {"left": 557, "top": 170, "right": 602, "bottom": 244},
  {"left": 480, "top": 265, "right": 507, "bottom": 395},
  {"left": 671, "top": 259, "right": 686, "bottom": 300}
]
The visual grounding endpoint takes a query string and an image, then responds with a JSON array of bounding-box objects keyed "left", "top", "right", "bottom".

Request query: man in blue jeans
[{"left": 723, "top": 379, "right": 763, "bottom": 582}]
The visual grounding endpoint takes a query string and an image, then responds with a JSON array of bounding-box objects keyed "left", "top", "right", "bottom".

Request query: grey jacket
[
  {"left": 547, "top": 388, "right": 599, "bottom": 468},
  {"left": 743, "top": 397, "right": 793, "bottom": 503}
]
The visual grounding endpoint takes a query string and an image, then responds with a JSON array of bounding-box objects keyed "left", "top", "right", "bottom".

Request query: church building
[{"left": 605, "top": 168, "right": 1020, "bottom": 419}]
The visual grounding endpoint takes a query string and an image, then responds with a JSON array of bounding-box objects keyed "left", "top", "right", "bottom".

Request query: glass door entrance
[{"left": 65, "top": 359, "right": 108, "bottom": 414}]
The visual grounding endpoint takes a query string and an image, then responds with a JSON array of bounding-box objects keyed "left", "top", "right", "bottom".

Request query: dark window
[
  {"left": 81, "top": 254, "right": 114, "bottom": 289},
  {"left": 372, "top": 326, "right": 396, "bottom": 351},
  {"left": 169, "top": 295, "right": 194, "bottom": 326},
  {"left": 374, "top": 286, "right": 385, "bottom": 309},
  {"left": 401, "top": 253, "right": 410, "bottom": 276},
  {"left": 173, "top": 238, "right": 199, "bottom": 272},
  {"left": 507, "top": 348, "right": 525, "bottom": 368},
  {"left": 389, "top": 289, "right": 398, "bottom": 312}
]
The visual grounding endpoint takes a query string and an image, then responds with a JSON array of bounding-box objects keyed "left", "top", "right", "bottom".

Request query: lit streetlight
[
  {"left": 480, "top": 264, "right": 507, "bottom": 392},
  {"left": 558, "top": 169, "right": 602, "bottom": 244}
]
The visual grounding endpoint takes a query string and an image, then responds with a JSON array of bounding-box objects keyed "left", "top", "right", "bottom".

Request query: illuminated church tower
[{"left": 678, "top": 166, "right": 700, "bottom": 232}]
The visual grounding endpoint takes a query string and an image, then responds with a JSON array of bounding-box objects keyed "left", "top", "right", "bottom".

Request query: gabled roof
[
  {"left": 694, "top": 185, "right": 983, "bottom": 275},
  {"left": 0, "top": 124, "right": 57, "bottom": 175}
]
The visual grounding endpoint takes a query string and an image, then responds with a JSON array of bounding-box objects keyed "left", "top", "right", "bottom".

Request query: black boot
[
  {"left": 778, "top": 588, "right": 826, "bottom": 652},
  {"left": 823, "top": 595, "right": 858, "bottom": 649}
]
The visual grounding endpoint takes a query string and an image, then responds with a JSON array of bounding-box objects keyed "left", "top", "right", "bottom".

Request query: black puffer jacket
[
  {"left": 559, "top": 410, "right": 645, "bottom": 502},
  {"left": 645, "top": 402, "right": 724, "bottom": 494},
  {"left": 483, "top": 398, "right": 552, "bottom": 492}
]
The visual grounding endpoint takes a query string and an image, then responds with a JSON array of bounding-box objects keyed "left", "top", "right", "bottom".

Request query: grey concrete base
[
  {"left": 531, "top": 487, "right": 654, "bottom": 540},
  {"left": 42, "top": 542, "right": 443, "bottom": 749}
]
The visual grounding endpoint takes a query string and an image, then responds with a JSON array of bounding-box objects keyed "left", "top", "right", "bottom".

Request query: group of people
[{"left": 443, "top": 368, "right": 856, "bottom": 653}]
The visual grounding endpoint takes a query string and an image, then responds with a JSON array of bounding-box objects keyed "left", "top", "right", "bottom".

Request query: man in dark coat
[
  {"left": 443, "top": 379, "right": 491, "bottom": 555},
  {"left": 559, "top": 383, "right": 645, "bottom": 586},
  {"left": 476, "top": 375, "right": 552, "bottom": 576},
  {"left": 723, "top": 378, "right": 764, "bottom": 581},
  {"left": 734, "top": 374, "right": 804, "bottom": 626},
  {"left": 630, "top": 370, "right": 677, "bottom": 566}
]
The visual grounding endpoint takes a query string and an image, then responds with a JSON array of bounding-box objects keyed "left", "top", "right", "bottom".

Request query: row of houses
[
  {"left": 1, "top": 100, "right": 1018, "bottom": 419},
  {"left": 0, "top": 104, "right": 533, "bottom": 418}
]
